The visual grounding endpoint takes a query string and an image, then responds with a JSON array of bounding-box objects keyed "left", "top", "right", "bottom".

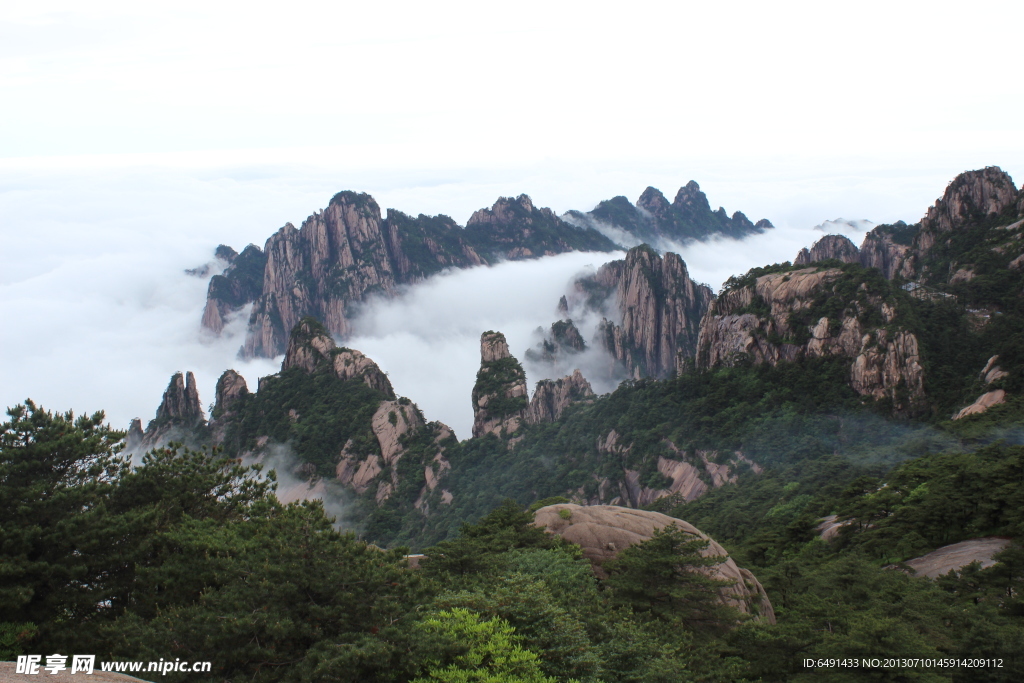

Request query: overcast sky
[{"left": 2, "top": 1, "right": 1023, "bottom": 435}]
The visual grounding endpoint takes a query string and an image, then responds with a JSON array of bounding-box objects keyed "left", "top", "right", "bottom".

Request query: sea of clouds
[{"left": 0, "top": 154, "right": 1007, "bottom": 441}]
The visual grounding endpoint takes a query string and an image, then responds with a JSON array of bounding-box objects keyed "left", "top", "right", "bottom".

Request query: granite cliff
[
  {"left": 471, "top": 332, "right": 530, "bottom": 439},
  {"left": 568, "top": 246, "right": 714, "bottom": 379},
  {"left": 202, "top": 191, "right": 617, "bottom": 358},
  {"left": 696, "top": 266, "right": 926, "bottom": 414}
]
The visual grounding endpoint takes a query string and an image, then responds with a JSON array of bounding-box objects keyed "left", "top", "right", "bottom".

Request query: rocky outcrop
[
  {"left": 471, "top": 332, "right": 529, "bottom": 439},
  {"left": 154, "top": 371, "right": 203, "bottom": 426},
  {"left": 858, "top": 225, "right": 916, "bottom": 280},
  {"left": 899, "top": 538, "right": 1013, "bottom": 579},
  {"left": 980, "top": 356, "right": 1009, "bottom": 384},
  {"left": 533, "top": 504, "right": 775, "bottom": 623},
  {"left": 794, "top": 234, "right": 860, "bottom": 265},
  {"left": 336, "top": 400, "right": 424, "bottom": 503},
  {"left": 586, "top": 431, "right": 759, "bottom": 507},
  {"left": 526, "top": 369, "right": 594, "bottom": 424},
  {"left": 919, "top": 167, "right": 1018, "bottom": 237},
  {"left": 125, "top": 418, "right": 144, "bottom": 453},
  {"left": 465, "top": 194, "right": 617, "bottom": 259},
  {"left": 282, "top": 317, "right": 394, "bottom": 397},
  {"left": 243, "top": 192, "right": 398, "bottom": 358},
  {"left": 696, "top": 268, "right": 925, "bottom": 413},
  {"left": 212, "top": 369, "right": 249, "bottom": 419},
  {"left": 953, "top": 389, "right": 1006, "bottom": 420},
  {"left": 201, "top": 244, "right": 267, "bottom": 334},
  {"left": 567, "top": 182, "right": 774, "bottom": 245},
  {"left": 576, "top": 246, "right": 713, "bottom": 379},
  {"left": 137, "top": 371, "right": 206, "bottom": 451},
  {"left": 524, "top": 319, "right": 586, "bottom": 366}
]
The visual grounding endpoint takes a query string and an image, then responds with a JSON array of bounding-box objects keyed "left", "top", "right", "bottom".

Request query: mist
[{"left": 1, "top": 155, "right": 1014, "bottom": 436}]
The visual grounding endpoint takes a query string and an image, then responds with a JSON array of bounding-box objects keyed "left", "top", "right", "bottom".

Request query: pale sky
[{"left": 2, "top": 0, "right": 1023, "bottom": 435}]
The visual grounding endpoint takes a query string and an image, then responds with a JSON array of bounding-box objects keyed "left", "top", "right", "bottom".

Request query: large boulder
[{"left": 533, "top": 504, "right": 775, "bottom": 624}]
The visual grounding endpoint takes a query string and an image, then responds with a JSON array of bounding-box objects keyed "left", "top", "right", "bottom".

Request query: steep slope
[
  {"left": 568, "top": 246, "right": 714, "bottom": 378},
  {"left": 471, "top": 332, "right": 529, "bottom": 439},
  {"left": 134, "top": 371, "right": 206, "bottom": 451},
  {"left": 696, "top": 264, "right": 925, "bottom": 414},
  {"left": 202, "top": 191, "right": 617, "bottom": 358}
]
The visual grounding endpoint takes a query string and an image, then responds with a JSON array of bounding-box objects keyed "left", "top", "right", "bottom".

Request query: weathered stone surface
[
  {"left": 136, "top": 371, "right": 206, "bottom": 452},
  {"left": 697, "top": 268, "right": 925, "bottom": 413},
  {"left": 980, "top": 356, "right": 1009, "bottom": 384},
  {"left": 580, "top": 246, "right": 712, "bottom": 378},
  {"left": 282, "top": 318, "right": 394, "bottom": 397},
  {"left": 213, "top": 369, "right": 249, "bottom": 418},
  {"left": 533, "top": 504, "right": 775, "bottom": 623},
  {"left": 585, "top": 431, "right": 757, "bottom": 508},
  {"left": 794, "top": 234, "right": 860, "bottom": 265},
  {"left": 920, "top": 167, "right": 1017, "bottom": 236},
  {"left": 953, "top": 389, "right": 1006, "bottom": 420},
  {"left": 472, "top": 331, "right": 529, "bottom": 439},
  {"left": 859, "top": 225, "right": 916, "bottom": 280},
  {"left": 0, "top": 661, "right": 151, "bottom": 683},
  {"left": 900, "top": 538, "right": 1013, "bottom": 579},
  {"left": 243, "top": 192, "right": 398, "bottom": 358},
  {"left": 526, "top": 369, "right": 594, "bottom": 424}
]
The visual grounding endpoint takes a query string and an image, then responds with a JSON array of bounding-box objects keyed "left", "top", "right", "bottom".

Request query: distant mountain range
[{"left": 200, "top": 182, "right": 772, "bottom": 358}]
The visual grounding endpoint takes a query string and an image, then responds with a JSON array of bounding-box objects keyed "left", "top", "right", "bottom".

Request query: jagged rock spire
[
  {"left": 154, "top": 371, "right": 204, "bottom": 426},
  {"left": 471, "top": 331, "right": 529, "bottom": 439}
]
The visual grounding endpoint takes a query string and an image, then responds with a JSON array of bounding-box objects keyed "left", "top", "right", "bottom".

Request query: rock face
[
  {"left": 794, "top": 234, "right": 860, "bottom": 266},
  {"left": 136, "top": 371, "right": 206, "bottom": 451},
  {"left": 154, "top": 371, "right": 203, "bottom": 426},
  {"left": 533, "top": 504, "right": 775, "bottom": 624},
  {"left": 526, "top": 369, "right": 594, "bottom": 424},
  {"left": 900, "top": 538, "right": 1013, "bottom": 579},
  {"left": 124, "top": 418, "right": 144, "bottom": 453},
  {"left": 213, "top": 192, "right": 616, "bottom": 357},
  {"left": 465, "top": 194, "right": 616, "bottom": 259},
  {"left": 212, "top": 369, "right": 249, "bottom": 419},
  {"left": 282, "top": 317, "right": 395, "bottom": 397},
  {"left": 524, "top": 319, "right": 587, "bottom": 366},
  {"left": 201, "top": 244, "right": 267, "bottom": 334},
  {"left": 244, "top": 192, "right": 398, "bottom": 358},
  {"left": 578, "top": 246, "right": 713, "bottom": 379},
  {"left": 696, "top": 268, "right": 925, "bottom": 413},
  {"left": 919, "top": 167, "right": 1018, "bottom": 238},
  {"left": 336, "top": 400, "right": 425, "bottom": 503},
  {"left": 472, "top": 332, "right": 529, "bottom": 439},
  {"left": 953, "top": 389, "right": 1006, "bottom": 420},
  {"left": 567, "top": 181, "right": 774, "bottom": 245},
  {"left": 584, "top": 430, "right": 759, "bottom": 507}
]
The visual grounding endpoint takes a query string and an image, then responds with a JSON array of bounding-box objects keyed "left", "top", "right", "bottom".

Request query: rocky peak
[
  {"left": 467, "top": 196, "right": 536, "bottom": 227},
  {"left": 920, "top": 167, "right": 1017, "bottom": 234},
  {"left": 525, "top": 319, "right": 586, "bottom": 367},
  {"left": 213, "top": 370, "right": 249, "bottom": 419},
  {"left": 696, "top": 267, "right": 925, "bottom": 414},
  {"left": 858, "top": 222, "right": 917, "bottom": 280},
  {"left": 526, "top": 369, "right": 594, "bottom": 424},
  {"left": 242, "top": 192, "right": 396, "bottom": 358},
  {"left": 672, "top": 180, "right": 711, "bottom": 213},
  {"left": 637, "top": 186, "right": 671, "bottom": 215},
  {"left": 589, "top": 246, "right": 714, "bottom": 378},
  {"left": 282, "top": 318, "right": 337, "bottom": 373},
  {"left": 472, "top": 331, "right": 529, "bottom": 439},
  {"left": 154, "top": 371, "right": 204, "bottom": 426},
  {"left": 125, "top": 418, "right": 144, "bottom": 453},
  {"left": 281, "top": 318, "right": 394, "bottom": 396},
  {"left": 794, "top": 234, "right": 861, "bottom": 266}
]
